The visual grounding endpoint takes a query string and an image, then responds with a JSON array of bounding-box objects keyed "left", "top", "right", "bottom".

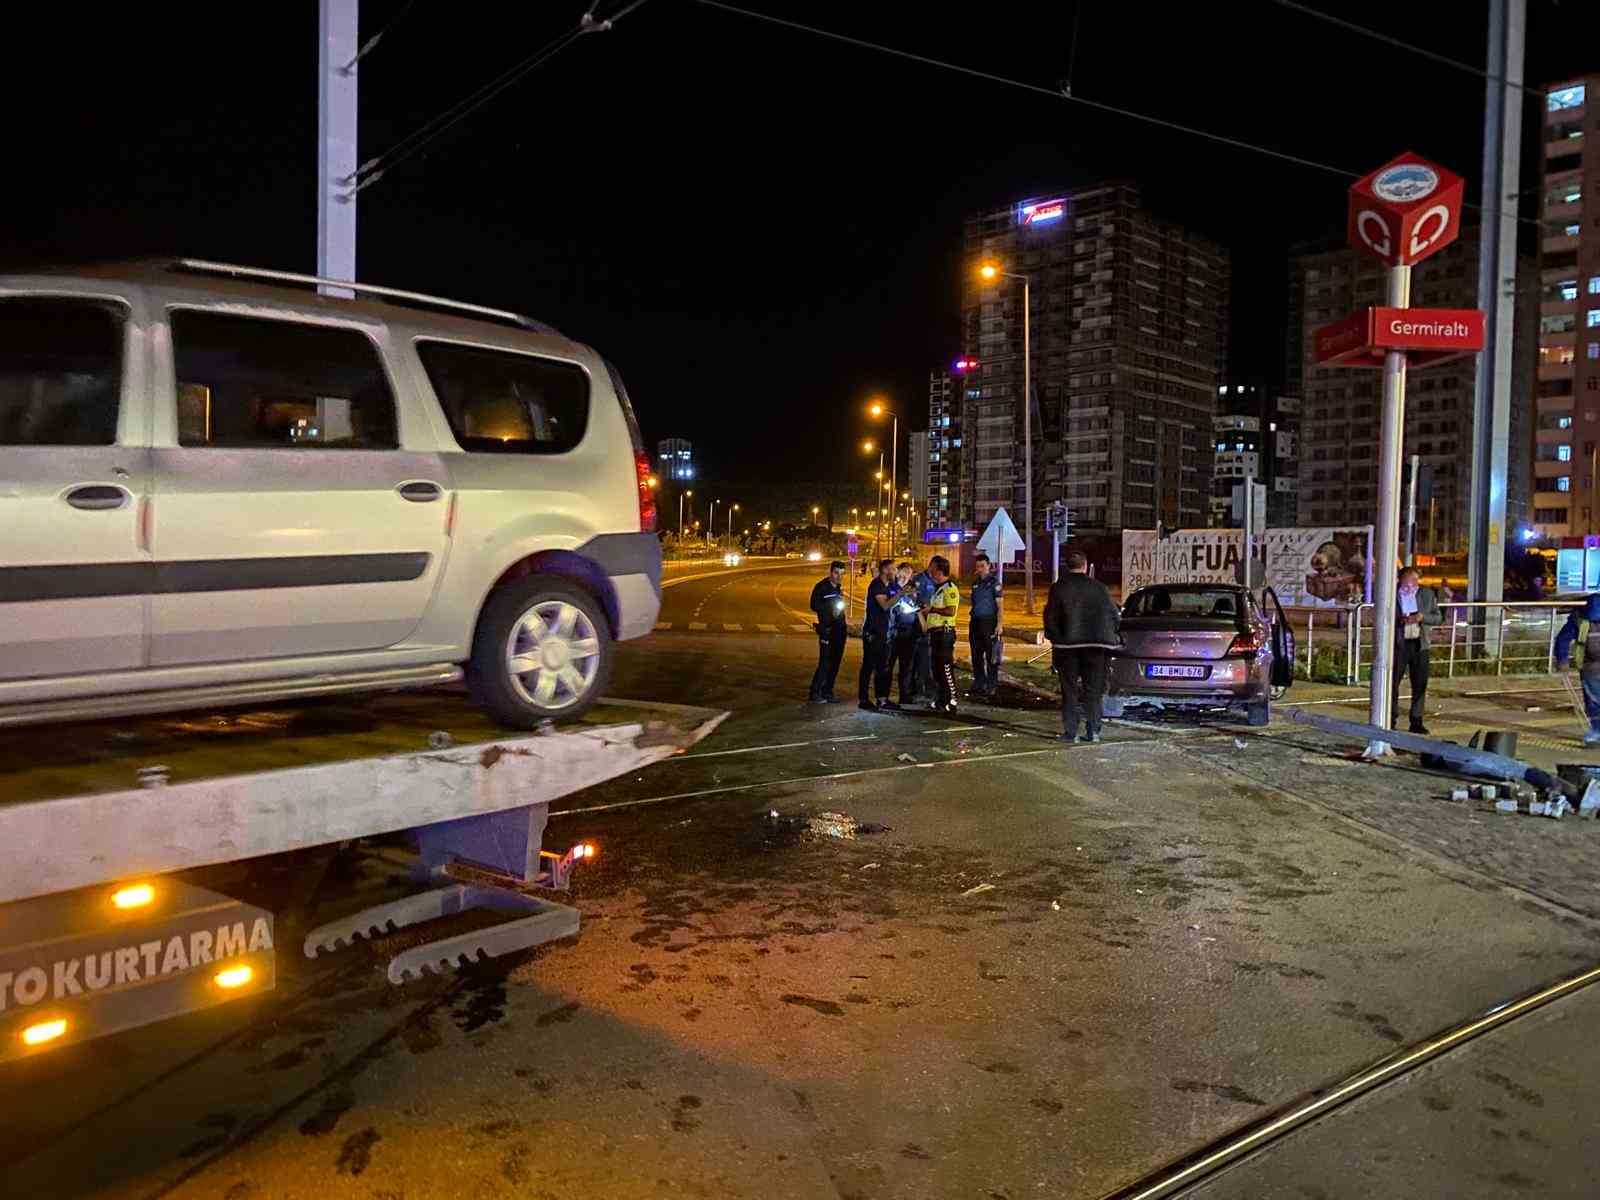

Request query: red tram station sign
[
  {"left": 1347, "top": 153, "right": 1465, "bottom": 267},
  {"left": 1315, "top": 306, "right": 1486, "bottom": 368}
]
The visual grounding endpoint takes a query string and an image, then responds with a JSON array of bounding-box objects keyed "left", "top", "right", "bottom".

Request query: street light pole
[
  {"left": 707, "top": 499, "right": 718, "bottom": 548},
  {"left": 890, "top": 413, "right": 899, "bottom": 554},
  {"left": 726, "top": 504, "right": 738, "bottom": 551},
  {"left": 678, "top": 489, "right": 693, "bottom": 541}
]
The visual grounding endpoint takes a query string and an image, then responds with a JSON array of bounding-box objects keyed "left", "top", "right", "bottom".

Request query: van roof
[{"left": 3, "top": 258, "right": 563, "bottom": 340}]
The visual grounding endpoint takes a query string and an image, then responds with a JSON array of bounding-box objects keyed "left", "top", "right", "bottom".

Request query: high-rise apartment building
[
  {"left": 957, "top": 184, "right": 1229, "bottom": 541},
  {"left": 1532, "top": 77, "right": 1599, "bottom": 537},
  {"left": 925, "top": 368, "right": 967, "bottom": 536},
  {"left": 657, "top": 437, "right": 694, "bottom": 481},
  {"left": 1208, "top": 383, "right": 1299, "bottom": 529},
  {"left": 1292, "top": 233, "right": 1533, "bottom": 547}
]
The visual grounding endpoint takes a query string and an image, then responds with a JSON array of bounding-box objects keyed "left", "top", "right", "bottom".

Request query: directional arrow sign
[{"left": 977, "top": 506, "right": 1026, "bottom": 564}]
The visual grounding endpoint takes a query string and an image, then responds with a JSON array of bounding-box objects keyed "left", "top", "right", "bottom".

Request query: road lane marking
[
  {"left": 723, "top": 623, "right": 743, "bottom": 632},
  {"left": 757, "top": 623, "right": 779, "bottom": 632},
  {"left": 660, "top": 561, "right": 805, "bottom": 588},
  {"left": 688, "top": 621, "right": 708, "bottom": 631},
  {"left": 552, "top": 747, "right": 1059, "bottom": 816},
  {"left": 790, "top": 623, "right": 811, "bottom": 633},
  {"left": 653, "top": 622, "right": 672, "bottom": 630}
]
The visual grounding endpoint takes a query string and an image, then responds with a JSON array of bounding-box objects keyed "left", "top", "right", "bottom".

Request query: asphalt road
[{"left": 4, "top": 561, "right": 1599, "bottom": 1199}]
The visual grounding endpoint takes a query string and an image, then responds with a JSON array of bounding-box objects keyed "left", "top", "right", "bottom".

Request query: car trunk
[{"left": 1119, "top": 617, "right": 1242, "bottom": 661}]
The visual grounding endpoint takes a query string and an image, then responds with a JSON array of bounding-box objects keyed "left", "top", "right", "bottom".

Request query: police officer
[
  {"left": 923, "top": 555, "right": 960, "bottom": 713},
  {"left": 890, "top": 561, "right": 922, "bottom": 705},
  {"left": 968, "top": 552, "right": 1003, "bottom": 698},
  {"left": 858, "top": 558, "right": 901, "bottom": 711},
  {"left": 909, "top": 559, "right": 937, "bottom": 699},
  {"left": 1554, "top": 592, "right": 1600, "bottom": 745},
  {"left": 808, "top": 560, "right": 848, "bottom": 704}
]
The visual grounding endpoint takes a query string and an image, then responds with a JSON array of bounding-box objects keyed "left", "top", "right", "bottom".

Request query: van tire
[{"left": 469, "top": 577, "right": 613, "bottom": 727}]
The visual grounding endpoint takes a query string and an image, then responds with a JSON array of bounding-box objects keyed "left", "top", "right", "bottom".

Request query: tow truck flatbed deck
[{"left": 0, "top": 690, "right": 726, "bottom": 904}]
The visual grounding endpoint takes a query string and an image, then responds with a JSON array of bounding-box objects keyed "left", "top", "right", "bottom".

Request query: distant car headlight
[
  {"left": 807, "top": 550, "right": 822, "bottom": 562},
  {"left": 723, "top": 552, "right": 741, "bottom": 566}
]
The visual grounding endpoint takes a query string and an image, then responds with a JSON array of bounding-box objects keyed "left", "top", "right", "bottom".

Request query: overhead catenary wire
[
  {"left": 1263, "top": 0, "right": 1546, "bottom": 100},
  {"left": 345, "top": 0, "right": 424, "bottom": 72},
  {"left": 694, "top": 0, "right": 1545, "bottom": 231},
  {"left": 697, "top": 0, "right": 1362, "bottom": 181},
  {"left": 350, "top": 0, "right": 653, "bottom": 194}
]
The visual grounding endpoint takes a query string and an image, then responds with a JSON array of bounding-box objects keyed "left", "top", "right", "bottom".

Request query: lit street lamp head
[{"left": 979, "top": 263, "right": 998, "bottom": 280}]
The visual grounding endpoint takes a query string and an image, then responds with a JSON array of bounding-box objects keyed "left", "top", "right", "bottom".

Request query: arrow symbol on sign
[
  {"left": 1356, "top": 210, "right": 1391, "bottom": 258},
  {"left": 1408, "top": 204, "right": 1450, "bottom": 259}
]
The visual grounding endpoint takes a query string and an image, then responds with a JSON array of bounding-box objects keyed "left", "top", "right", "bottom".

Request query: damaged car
[{"left": 1104, "top": 583, "right": 1294, "bottom": 726}]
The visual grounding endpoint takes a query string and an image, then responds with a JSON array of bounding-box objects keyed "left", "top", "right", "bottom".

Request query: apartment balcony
[
  {"left": 1543, "top": 232, "right": 1581, "bottom": 255},
  {"left": 1539, "top": 360, "right": 1577, "bottom": 381}
]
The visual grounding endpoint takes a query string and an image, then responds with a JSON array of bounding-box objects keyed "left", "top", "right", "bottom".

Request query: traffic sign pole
[{"left": 1367, "top": 263, "right": 1412, "bottom": 756}]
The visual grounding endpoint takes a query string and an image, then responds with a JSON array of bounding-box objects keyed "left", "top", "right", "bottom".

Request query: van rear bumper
[{"left": 577, "top": 533, "right": 661, "bottom": 641}]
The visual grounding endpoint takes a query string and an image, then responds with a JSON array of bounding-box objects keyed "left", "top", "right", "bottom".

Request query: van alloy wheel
[{"left": 505, "top": 600, "right": 602, "bottom": 711}]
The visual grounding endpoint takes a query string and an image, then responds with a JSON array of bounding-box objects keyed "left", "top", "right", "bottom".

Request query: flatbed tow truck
[{"left": 0, "top": 688, "right": 725, "bottom": 1063}]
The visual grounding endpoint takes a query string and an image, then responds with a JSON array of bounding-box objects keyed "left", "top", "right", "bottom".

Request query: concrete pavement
[{"left": 4, "top": 561, "right": 1597, "bottom": 1199}]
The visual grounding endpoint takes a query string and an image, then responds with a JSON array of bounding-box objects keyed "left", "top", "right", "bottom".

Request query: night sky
[{"left": 5, "top": 1, "right": 1596, "bottom": 484}]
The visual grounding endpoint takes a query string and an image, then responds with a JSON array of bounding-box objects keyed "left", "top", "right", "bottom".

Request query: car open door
[{"left": 1263, "top": 586, "right": 1295, "bottom": 689}]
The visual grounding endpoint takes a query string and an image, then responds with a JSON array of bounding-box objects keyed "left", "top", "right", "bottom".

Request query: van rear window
[
  {"left": 0, "top": 298, "right": 123, "bottom": 445},
  {"left": 418, "top": 341, "right": 590, "bottom": 455}
]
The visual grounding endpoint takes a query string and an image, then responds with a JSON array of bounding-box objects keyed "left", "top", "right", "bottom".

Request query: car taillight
[
  {"left": 635, "top": 451, "right": 657, "bottom": 532},
  {"left": 1226, "top": 631, "right": 1262, "bottom": 657}
]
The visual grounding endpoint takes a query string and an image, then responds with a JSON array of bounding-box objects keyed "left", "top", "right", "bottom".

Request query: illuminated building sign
[{"left": 1018, "top": 198, "right": 1065, "bottom": 226}]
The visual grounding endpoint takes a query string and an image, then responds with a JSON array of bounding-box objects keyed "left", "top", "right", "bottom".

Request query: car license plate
[{"left": 1145, "top": 664, "right": 1207, "bottom": 679}]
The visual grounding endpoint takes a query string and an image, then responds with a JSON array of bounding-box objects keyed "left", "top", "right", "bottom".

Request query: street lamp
[
  {"left": 866, "top": 398, "right": 899, "bottom": 559},
  {"left": 980, "top": 260, "right": 1035, "bottom": 613},
  {"left": 707, "top": 498, "right": 718, "bottom": 548},
  {"left": 726, "top": 503, "right": 739, "bottom": 550},
  {"left": 678, "top": 488, "right": 693, "bottom": 542}
]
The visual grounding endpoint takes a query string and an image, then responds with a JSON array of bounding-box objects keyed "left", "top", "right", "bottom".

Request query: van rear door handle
[
  {"left": 397, "top": 481, "right": 444, "bottom": 502},
  {"left": 65, "top": 484, "right": 130, "bottom": 511}
]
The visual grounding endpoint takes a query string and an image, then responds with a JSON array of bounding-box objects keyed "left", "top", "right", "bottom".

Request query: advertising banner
[{"left": 1121, "top": 527, "right": 1373, "bottom": 609}]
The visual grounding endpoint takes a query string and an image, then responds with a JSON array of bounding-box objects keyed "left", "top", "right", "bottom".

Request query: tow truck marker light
[
  {"left": 112, "top": 883, "right": 154, "bottom": 910},
  {"left": 574, "top": 842, "right": 598, "bottom": 861},
  {"left": 214, "top": 964, "right": 253, "bottom": 990},
  {"left": 22, "top": 1018, "right": 67, "bottom": 1046}
]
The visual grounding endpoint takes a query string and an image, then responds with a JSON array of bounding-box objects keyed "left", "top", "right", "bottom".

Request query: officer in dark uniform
[
  {"left": 808, "top": 560, "right": 848, "bottom": 703},
  {"left": 858, "top": 558, "right": 902, "bottom": 711},
  {"left": 890, "top": 561, "right": 922, "bottom": 705}
]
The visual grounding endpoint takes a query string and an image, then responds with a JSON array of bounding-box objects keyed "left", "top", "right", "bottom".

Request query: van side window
[
  {"left": 171, "top": 311, "right": 398, "bottom": 449},
  {"left": 417, "top": 341, "right": 590, "bottom": 454},
  {"left": 0, "top": 298, "right": 123, "bottom": 446}
]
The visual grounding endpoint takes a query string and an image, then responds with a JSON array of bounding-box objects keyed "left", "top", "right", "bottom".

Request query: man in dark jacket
[
  {"left": 1391, "top": 566, "right": 1444, "bottom": 734},
  {"left": 808, "top": 561, "right": 848, "bottom": 703},
  {"left": 1042, "top": 550, "right": 1121, "bottom": 742},
  {"left": 1553, "top": 592, "right": 1600, "bottom": 745}
]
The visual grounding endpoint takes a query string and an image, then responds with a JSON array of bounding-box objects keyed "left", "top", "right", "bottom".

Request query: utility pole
[
  {"left": 1405, "top": 453, "right": 1420, "bottom": 566},
  {"left": 1023, "top": 276, "right": 1034, "bottom": 615},
  {"left": 1466, "top": 0, "right": 1524, "bottom": 658},
  {"left": 318, "top": 0, "right": 358, "bottom": 293},
  {"left": 1367, "top": 262, "right": 1412, "bottom": 755}
]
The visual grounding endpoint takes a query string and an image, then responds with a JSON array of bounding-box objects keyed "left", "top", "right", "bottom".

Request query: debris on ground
[
  {"left": 896, "top": 752, "right": 918, "bottom": 764},
  {"left": 1233, "top": 739, "right": 1247, "bottom": 750},
  {"left": 1051, "top": 900, "right": 1061, "bottom": 911},
  {"left": 427, "top": 730, "right": 453, "bottom": 750},
  {"left": 807, "top": 811, "right": 858, "bottom": 839},
  {"left": 1496, "top": 796, "right": 1571, "bottom": 819},
  {"left": 960, "top": 882, "right": 995, "bottom": 897},
  {"left": 860, "top": 862, "right": 881, "bottom": 871}
]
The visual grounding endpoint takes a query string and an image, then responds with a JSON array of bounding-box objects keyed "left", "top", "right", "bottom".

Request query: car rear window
[
  {"left": 417, "top": 341, "right": 590, "bottom": 455},
  {"left": 1124, "top": 589, "right": 1248, "bottom": 619},
  {"left": 0, "top": 297, "right": 123, "bottom": 445}
]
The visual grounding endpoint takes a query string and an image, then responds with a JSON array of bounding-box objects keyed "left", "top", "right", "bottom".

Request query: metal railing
[{"left": 1339, "top": 601, "right": 1577, "bottom": 684}]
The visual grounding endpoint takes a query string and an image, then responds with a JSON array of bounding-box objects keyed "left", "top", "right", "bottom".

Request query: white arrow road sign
[{"left": 977, "top": 506, "right": 1026, "bottom": 563}]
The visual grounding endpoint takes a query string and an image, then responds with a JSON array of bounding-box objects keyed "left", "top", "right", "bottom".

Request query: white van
[{"left": 0, "top": 260, "right": 661, "bottom": 727}]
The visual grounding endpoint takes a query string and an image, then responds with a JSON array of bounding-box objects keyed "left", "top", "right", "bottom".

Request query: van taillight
[
  {"left": 1226, "top": 631, "right": 1262, "bottom": 657},
  {"left": 635, "top": 451, "right": 657, "bottom": 532}
]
